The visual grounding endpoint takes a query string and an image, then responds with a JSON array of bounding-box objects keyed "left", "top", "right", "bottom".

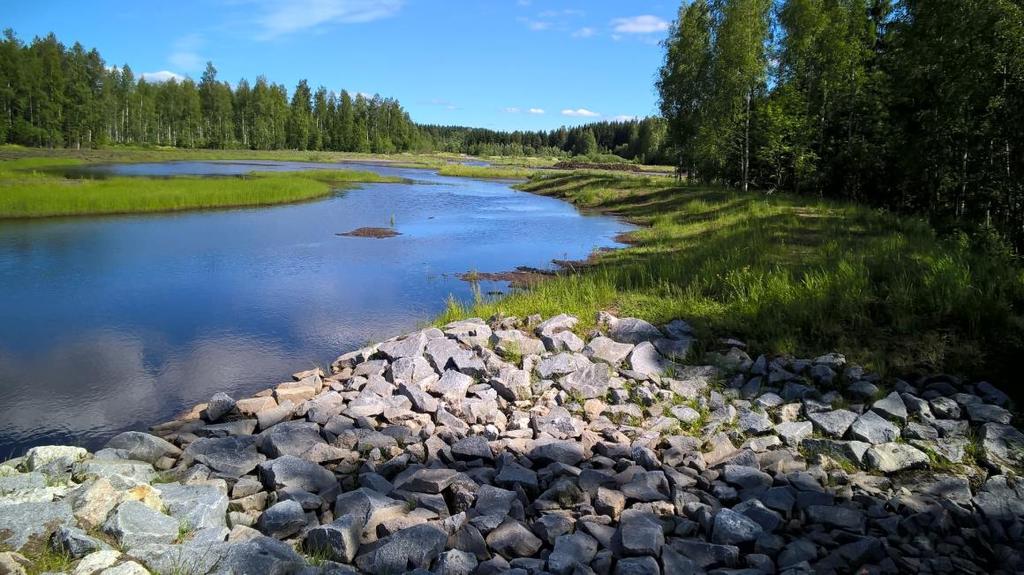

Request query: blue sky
[{"left": 6, "top": 0, "right": 678, "bottom": 131}]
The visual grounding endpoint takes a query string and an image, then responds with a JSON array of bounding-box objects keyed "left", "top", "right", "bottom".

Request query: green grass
[
  {"left": 435, "top": 164, "right": 541, "bottom": 179},
  {"left": 0, "top": 157, "right": 403, "bottom": 218},
  {"left": 439, "top": 172, "right": 1024, "bottom": 385},
  {"left": 21, "top": 544, "right": 72, "bottom": 575}
]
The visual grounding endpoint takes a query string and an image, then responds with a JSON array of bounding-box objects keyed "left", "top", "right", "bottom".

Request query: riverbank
[
  {"left": 441, "top": 172, "right": 1024, "bottom": 389},
  {"left": 0, "top": 157, "right": 404, "bottom": 218},
  {"left": 1, "top": 312, "right": 1022, "bottom": 574}
]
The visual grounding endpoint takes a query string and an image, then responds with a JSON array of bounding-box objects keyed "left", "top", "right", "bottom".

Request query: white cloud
[
  {"left": 561, "top": 108, "right": 600, "bottom": 118},
  {"left": 518, "top": 17, "right": 551, "bottom": 31},
  {"left": 572, "top": 27, "right": 596, "bottom": 38},
  {"left": 140, "top": 70, "right": 186, "bottom": 83},
  {"left": 611, "top": 15, "right": 669, "bottom": 34},
  {"left": 252, "top": 0, "right": 403, "bottom": 39},
  {"left": 502, "top": 107, "right": 521, "bottom": 113},
  {"left": 168, "top": 33, "right": 204, "bottom": 72},
  {"left": 528, "top": 108, "right": 545, "bottom": 115}
]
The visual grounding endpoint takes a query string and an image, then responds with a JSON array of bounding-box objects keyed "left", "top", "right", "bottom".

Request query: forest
[
  {"left": 658, "top": 0, "right": 1024, "bottom": 248},
  {"left": 0, "top": 29, "right": 669, "bottom": 162}
]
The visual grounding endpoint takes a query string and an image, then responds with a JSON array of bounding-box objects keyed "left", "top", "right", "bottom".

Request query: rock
[
  {"left": 256, "top": 399, "right": 296, "bottom": 430},
  {"left": 495, "top": 462, "right": 538, "bottom": 491},
  {"left": 156, "top": 483, "right": 228, "bottom": 530},
  {"left": 653, "top": 337, "right": 693, "bottom": 361},
  {"left": 595, "top": 487, "right": 626, "bottom": 520},
  {"left": 530, "top": 437, "right": 585, "bottom": 466},
  {"left": 207, "top": 535, "right": 305, "bottom": 575},
  {"left": 304, "top": 515, "right": 363, "bottom": 563},
  {"left": 51, "top": 525, "right": 110, "bottom": 558},
  {"left": 451, "top": 436, "right": 494, "bottom": 462},
  {"left": 434, "top": 370, "right": 475, "bottom": 404},
  {"left": 355, "top": 523, "right": 448, "bottom": 573},
  {"left": 737, "top": 409, "right": 773, "bottom": 435},
  {"left": 871, "top": 392, "right": 907, "bottom": 422},
  {"left": 559, "top": 363, "right": 612, "bottom": 399},
  {"left": 400, "top": 468, "right": 460, "bottom": 494},
  {"left": 256, "top": 499, "right": 306, "bottom": 539},
  {"left": 721, "top": 465, "right": 772, "bottom": 493},
  {"left": 489, "top": 368, "right": 532, "bottom": 402},
  {"left": 775, "top": 421, "right": 812, "bottom": 446},
  {"left": 542, "top": 330, "right": 585, "bottom": 354},
  {"left": 73, "top": 459, "right": 156, "bottom": 487},
  {"left": 256, "top": 420, "right": 330, "bottom": 461},
  {"left": 0, "top": 500, "right": 74, "bottom": 550},
  {"left": 102, "top": 501, "right": 179, "bottom": 549},
  {"left": 486, "top": 518, "right": 542, "bottom": 558},
  {"left": 964, "top": 402, "right": 1012, "bottom": 424},
  {"left": 0, "top": 552, "right": 30, "bottom": 575},
  {"left": 25, "top": 445, "right": 88, "bottom": 471},
  {"left": 99, "top": 562, "right": 150, "bottom": 575},
  {"left": 183, "top": 436, "right": 262, "bottom": 478},
  {"left": 548, "top": 532, "right": 599, "bottom": 575},
  {"left": 584, "top": 336, "right": 635, "bottom": 366},
  {"left": 103, "top": 432, "right": 181, "bottom": 464},
  {"left": 490, "top": 330, "right": 545, "bottom": 358},
  {"left": 333, "top": 488, "right": 408, "bottom": 541},
  {"left": 379, "top": 331, "right": 429, "bottom": 360},
  {"left": 616, "top": 509, "right": 664, "bottom": 556},
  {"left": 608, "top": 317, "right": 663, "bottom": 344},
  {"left": 628, "top": 342, "right": 673, "bottom": 378},
  {"left": 258, "top": 455, "right": 337, "bottom": 494},
  {"left": 928, "top": 396, "right": 960, "bottom": 419},
  {"left": 849, "top": 410, "right": 900, "bottom": 445},
  {"left": 614, "top": 556, "right": 661, "bottom": 575},
  {"left": 204, "top": 392, "right": 237, "bottom": 421},
  {"left": 807, "top": 409, "right": 858, "bottom": 438},
  {"left": 69, "top": 477, "right": 122, "bottom": 529},
  {"left": 712, "top": 508, "right": 763, "bottom": 545},
  {"left": 667, "top": 539, "right": 739, "bottom": 568},
  {"left": 865, "top": 442, "right": 928, "bottom": 472},
  {"left": 980, "top": 422, "right": 1024, "bottom": 471},
  {"left": 435, "top": 548, "right": 479, "bottom": 575},
  {"left": 398, "top": 382, "right": 439, "bottom": 413},
  {"left": 73, "top": 549, "right": 121, "bottom": 574},
  {"left": 805, "top": 504, "right": 866, "bottom": 533}
]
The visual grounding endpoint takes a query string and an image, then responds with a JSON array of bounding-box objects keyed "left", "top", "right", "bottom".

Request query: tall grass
[
  {"left": 440, "top": 172, "right": 1024, "bottom": 383},
  {"left": 0, "top": 159, "right": 402, "bottom": 218},
  {"left": 435, "top": 165, "right": 539, "bottom": 179}
]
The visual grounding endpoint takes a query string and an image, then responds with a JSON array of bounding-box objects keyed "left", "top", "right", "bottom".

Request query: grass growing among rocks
[
  {"left": 439, "top": 172, "right": 1024, "bottom": 385},
  {"left": 0, "top": 157, "right": 402, "bottom": 218}
]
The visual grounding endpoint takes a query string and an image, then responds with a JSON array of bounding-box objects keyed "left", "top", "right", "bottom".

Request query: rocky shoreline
[{"left": 2, "top": 312, "right": 1023, "bottom": 574}]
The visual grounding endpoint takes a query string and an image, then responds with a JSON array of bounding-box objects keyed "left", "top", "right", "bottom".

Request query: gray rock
[
  {"left": 50, "top": 525, "right": 110, "bottom": 558},
  {"left": 259, "top": 455, "right": 337, "bottom": 494},
  {"left": 584, "top": 336, "right": 635, "bottom": 366},
  {"left": 399, "top": 468, "right": 459, "bottom": 494},
  {"left": 848, "top": 410, "right": 900, "bottom": 445},
  {"left": 333, "top": 488, "right": 408, "bottom": 540},
  {"left": 536, "top": 314, "right": 579, "bottom": 338},
  {"left": 451, "top": 436, "right": 494, "bottom": 462},
  {"left": 485, "top": 518, "right": 543, "bottom": 558},
  {"left": 356, "top": 523, "right": 448, "bottom": 573},
  {"left": 255, "top": 400, "right": 296, "bottom": 430},
  {"left": 667, "top": 539, "right": 739, "bottom": 568},
  {"left": 628, "top": 342, "right": 668, "bottom": 377},
  {"left": 775, "top": 421, "right": 812, "bottom": 446},
  {"left": 807, "top": 409, "right": 858, "bottom": 438},
  {"left": 256, "top": 499, "right": 307, "bottom": 539},
  {"left": 489, "top": 368, "right": 532, "bottom": 402},
  {"left": 721, "top": 465, "right": 772, "bottom": 493},
  {"left": 257, "top": 420, "right": 329, "bottom": 461},
  {"left": 621, "top": 471, "right": 670, "bottom": 502},
  {"left": 304, "top": 391, "right": 346, "bottom": 424},
  {"left": 542, "top": 330, "right": 586, "bottom": 354},
  {"left": 712, "top": 508, "right": 763, "bottom": 545},
  {"left": 24, "top": 445, "right": 88, "bottom": 472},
  {"left": 980, "top": 422, "right": 1024, "bottom": 471},
  {"left": 103, "top": 431, "right": 181, "bottom": 464},
  {"left": 157, "top": 483, "right": 229, "bottom": 530},
  {"left": 805, "top": 504, "right": 865, "bottom": 533},
  {"left": 436, "top": 549, "right": 479, "bottom": 575},
  {"left": 530, "top": 437, "right": 585, "bottom": 466},
  {"left": 548, "top": 532, "right": 598, "bottom": 575},
  {"left": 871, "top": 392, "right": 907, "bottom": 422},
  {"left": 490, "top": 330, "right": 545, "bottom": 358},
  {"left": 737, "top": 409, "right": 773, "bottom": 435},
  {"left": 398, "top": 382, "right": 439, "bottom": 413},
  {"left": 865, "top": 442, "right": 928, "bottom": 472},
  {"left": 559, "top": 362, "right": 612, "bottom": 399},
  {"left": 378, "top": 331, "right": 428, "bottom": 360},
  {"left": 0, "top": 500, "right": 74, "bottom": 550},
  {"left": 103, "top": 501, "right": 179, "bottom": 549},
  {"left": 435, "top": 370, "right": 475, "bottom": 404},
  {"left": 608, "top": 317, "right": 662, "bottom": 344},
  {"left": 964, "top": 402, "right": 1012, "bottom": 424},
  {"left": 204, "top": 392, "right": 237, "bottom": 421},
  {"left": 183, "top": 436, "right": 262, "bottom": 478},
  {"left": 615, "top": 555, "right": 661, "bottom": 574},
  {"left": 928, "top": 396, "right": 960, "bottom": 419},
  {"left": 494, "top": 462, "right": 538, "bottom": 491},
  {"left": 616, "top": 509, "right": 664, "bottom": 556},
  {"left": 304, "top": 515, "right": 363, "bottom": 563},
  {"left": 208, "top": 535, "right": 306, "bottom": 575}
]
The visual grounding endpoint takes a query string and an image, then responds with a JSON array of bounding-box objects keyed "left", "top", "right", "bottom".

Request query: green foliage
[
  {"left": 439, "top": 172, "right": 1024, "bottom": 383},
  {"left": 436, "top": 165, "right": 538, "bottom": 179},
  {"left": 0, "top": 157, "right": 401, "bottom": 217}
]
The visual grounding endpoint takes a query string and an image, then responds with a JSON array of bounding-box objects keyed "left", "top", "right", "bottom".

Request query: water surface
[{"left": 0, "top": 161, "right": 631, "bottom": 452}]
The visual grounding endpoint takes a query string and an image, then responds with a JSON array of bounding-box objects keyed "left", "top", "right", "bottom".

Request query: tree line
[
  {"left": 0, "top": 30, "right": 416, "bottom": 152},
  {"left": 658, "top": 0, "right": 1024, "bottom": 248}
]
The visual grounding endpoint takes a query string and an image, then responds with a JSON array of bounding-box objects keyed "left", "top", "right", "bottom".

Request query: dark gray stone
[{"left": 256, "top": 500, "right": 307, "bottom": 539}]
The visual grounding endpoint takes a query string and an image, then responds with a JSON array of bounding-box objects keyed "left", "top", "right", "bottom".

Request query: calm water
[{"left": 0, "top": 161, "right": 631, "bottom": 453}]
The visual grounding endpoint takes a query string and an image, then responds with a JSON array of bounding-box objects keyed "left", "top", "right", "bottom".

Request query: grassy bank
[
  {"left": 435, "top": 164, "right": 542, "bottom": 179},
  {"left": 0, "top": 157, "right": 402, "bottom": 218},
  {"left": 441, "top": 172, "right": 1024, "bottom": 384}
]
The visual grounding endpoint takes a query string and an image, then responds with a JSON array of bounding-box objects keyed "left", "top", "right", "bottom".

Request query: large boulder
[
  {"left": 355, "top": 523, "right": 448, "bottom": 573},
  {"left": 258, "top": 455, "right": 338, "bottom": 494},
  {"left": 182, "top": 436, "right": 262, "bottom": 478},
  {"left": 103, "top": 432, "right": 182, "bottom": 465},
  {"left": 156, "top": 483, "right": 229, "bottom": 530},
  {"left": 102, "top": 501, "right": 179, "bottom": 549},
  {"left": 0, "top": 500, "right": 74, "bottom": 550}
]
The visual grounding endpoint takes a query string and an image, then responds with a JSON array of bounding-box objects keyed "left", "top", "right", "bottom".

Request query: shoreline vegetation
[
  {"left": 0, "top": 151, "right": 408, "bottom": 219},
  {"left": 442, "top": 172, "right": 1024, "bottom": 388}
]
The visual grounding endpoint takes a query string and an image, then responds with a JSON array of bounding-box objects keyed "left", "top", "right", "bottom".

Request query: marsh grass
[
  {"left": 438, "top": 172, "right": 1024, "bottom": 385},
  {"left": 435, "top": 165, "right": 540, "bottom": 179},
  {"left": 0, "top": 158, "right": 402, "bottom": 218}
]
